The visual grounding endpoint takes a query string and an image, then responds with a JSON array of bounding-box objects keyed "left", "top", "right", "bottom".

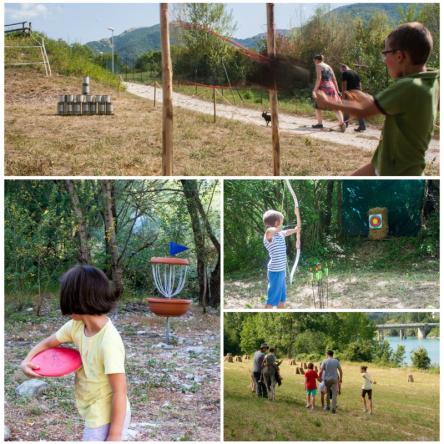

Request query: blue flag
[{"left": 169, "top": 242, "right": 189, "bottom": 256}]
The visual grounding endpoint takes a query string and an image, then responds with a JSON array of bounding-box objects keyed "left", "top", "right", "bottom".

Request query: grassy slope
[
  {"left": 224, "top": 361, "right": 439, "bottom": 441},
  {"left": 5, "top": 68, "right": 383, "bottom": 177}
]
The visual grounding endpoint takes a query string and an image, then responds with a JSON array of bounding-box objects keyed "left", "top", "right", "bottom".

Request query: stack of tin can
[{"left": 57, "top": 77, "right": 113, "bottom": 116}]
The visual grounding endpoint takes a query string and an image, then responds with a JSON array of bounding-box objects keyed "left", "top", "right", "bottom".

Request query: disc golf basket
[
  {"left": 146, "top": 257, "right": 191, "bottom": 343},
  {"left": 309, "top": 262, "right": 329, "bottom": 309}
]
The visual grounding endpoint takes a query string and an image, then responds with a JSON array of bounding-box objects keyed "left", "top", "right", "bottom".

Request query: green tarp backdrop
[{"left": 343, "top": 180, "right": 425, "bottom": 236}]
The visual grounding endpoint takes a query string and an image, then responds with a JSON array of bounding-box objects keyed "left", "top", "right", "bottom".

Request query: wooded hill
[{"left": 85, "top": 3, "right": 423, "bottom": 60}]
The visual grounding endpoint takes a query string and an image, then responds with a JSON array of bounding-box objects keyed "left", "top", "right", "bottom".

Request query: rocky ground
[{"left": 5, "top": 300, "right": 220, "bottom": 441}]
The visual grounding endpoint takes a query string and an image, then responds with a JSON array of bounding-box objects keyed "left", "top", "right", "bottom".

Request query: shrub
[
  {"left": 343, "top": 339, "right": 373, "bottom": 362},
  {"left": 411, "top": 347, "right": 431, "bottom": 369}
]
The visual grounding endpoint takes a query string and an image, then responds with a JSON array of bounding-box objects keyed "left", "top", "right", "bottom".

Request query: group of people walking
[
  {"left": 312, "top": 55, "right": 366, "bottom": 132},
  {"left": 252, "top": 345, "right": 376, "bottom": 415}
]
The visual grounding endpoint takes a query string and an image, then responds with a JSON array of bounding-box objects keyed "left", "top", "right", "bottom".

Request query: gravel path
[{"left": 125, "top": 82, "right": 439, "bottom": 164}]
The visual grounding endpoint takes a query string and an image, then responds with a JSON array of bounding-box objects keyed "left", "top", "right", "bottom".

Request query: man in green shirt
[{"left": 315, "top": 22, "right": 439, "bottom": 176}]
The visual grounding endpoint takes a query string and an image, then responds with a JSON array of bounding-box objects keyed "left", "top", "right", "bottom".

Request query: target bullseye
[{"left": 369, "top": 213, "right": 383, "bottom": 229}]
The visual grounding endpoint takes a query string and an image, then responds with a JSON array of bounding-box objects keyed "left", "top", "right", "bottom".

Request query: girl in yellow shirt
[{"left": 20, "top": 265, "right": 130, "bottom": 441}]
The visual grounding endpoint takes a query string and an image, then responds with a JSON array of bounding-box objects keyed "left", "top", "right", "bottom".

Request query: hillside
[
  {"left": 328, "top": 3, "right": 420, "bottom": 23},
  {"left": 86, "top": 24, "right": 180, "bottom": 62},
  {"left": 85, "top": 3, "right": 417, "bottom": 59}
]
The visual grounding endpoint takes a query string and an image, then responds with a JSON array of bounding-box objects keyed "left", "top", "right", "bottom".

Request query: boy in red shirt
[{"left": 304, "top": 362, "right": 319, "bottom": 409}]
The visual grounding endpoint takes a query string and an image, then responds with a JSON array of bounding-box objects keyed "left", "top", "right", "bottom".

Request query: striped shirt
[{"left": 263, "top": 231, "right": 287, "bottom": 272}]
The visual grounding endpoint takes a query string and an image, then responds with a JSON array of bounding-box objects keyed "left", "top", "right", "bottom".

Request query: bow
[{"left": 285, "top": 179, "right": 301, "bottom": 284}]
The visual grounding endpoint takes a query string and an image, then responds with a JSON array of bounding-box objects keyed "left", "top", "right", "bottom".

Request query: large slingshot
[{"left": 146, "top": 257, "right": 191, "bottom": 343}]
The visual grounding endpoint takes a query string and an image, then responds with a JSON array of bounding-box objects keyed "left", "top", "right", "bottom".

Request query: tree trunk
[
  {"left": 194, "top": 186, "right": 220, "bottom": 307},
  {"left": 181, "top": 180, "right": 221, "bottom": 308},
  {"left": 64, "top": 180, "right": 91, "bottom": 264},
  {"left": 336, "top": 181, "right": 343, "bottom": 240},
  {"left": 323, "top": 180, "right": 334, "bottom": 235},
  {"left": 101, "top": 180, "right": 124, "bottom": 297},
  {"left": 421, "top": 179, "right": 439, "bottom": 224}
]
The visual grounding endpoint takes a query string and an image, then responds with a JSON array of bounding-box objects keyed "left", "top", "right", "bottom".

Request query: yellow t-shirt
[{"left": 56, "top": 318, "right": 129, "bottom": 428}]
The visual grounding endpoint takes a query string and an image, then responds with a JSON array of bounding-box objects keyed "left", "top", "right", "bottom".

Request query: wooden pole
[
  {"left": 160, "top": 3, "right": 173, "bottom": 175},
  {"left": 266, "top": 3, "right": 280, "bottom": 176},
  {"left": 154, "top": 83, "right": 157, "bottom": 107},
  {"left": 213, "top": 87, "right": 216, "bottom": 123}
]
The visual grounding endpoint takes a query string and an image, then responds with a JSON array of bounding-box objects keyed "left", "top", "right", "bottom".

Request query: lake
[{"left": 385, "top": 336, "right": 440, "bottom": 366}]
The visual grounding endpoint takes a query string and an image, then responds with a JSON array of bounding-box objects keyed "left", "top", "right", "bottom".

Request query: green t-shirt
[{"left": 372, "top": 70, "right": 439, "bottom": 176}]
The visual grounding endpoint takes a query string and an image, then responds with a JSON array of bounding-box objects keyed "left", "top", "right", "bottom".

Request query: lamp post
[{"left": 107, "top": 27, "right": 115, "bottom": 73}]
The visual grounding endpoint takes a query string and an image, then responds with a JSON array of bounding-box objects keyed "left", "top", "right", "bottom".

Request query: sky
[{"left": 4, "top": 3, "right": 348, "bottom": 43}]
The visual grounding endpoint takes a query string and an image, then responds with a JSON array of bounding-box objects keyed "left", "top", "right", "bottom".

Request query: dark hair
[
  {"left": 313, "top": 54, "right": 324, "bottom": 62},
  {"left": 269, "top": 347, "right": 276, "bottom": 353},
  {"left": 60, "top": 265, "right": 117, "bottom": 315},
  {"left": 327, "top": 350, "right": 334, "bottom": 357},
  {"left": 308, "top": 362, "right": 314, "bottom": 369},
  {"left": 361, "top": 365, "right": 368, "bottom": 371},
  {"left": 387, "top": 22, "right": 433, "bottom": 65}
]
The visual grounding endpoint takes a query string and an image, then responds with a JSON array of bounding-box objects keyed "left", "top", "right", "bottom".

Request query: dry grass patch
[
  {"left": 5, "top": 69, "right": 417, "bottom": 176},
  {"left": 224, "top": 361, "right": 439, "bottom": 441}
]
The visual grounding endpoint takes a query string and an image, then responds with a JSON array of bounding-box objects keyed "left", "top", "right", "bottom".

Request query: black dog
[{"left": 262, "top": 111, "right": 272, "bottom": 126}]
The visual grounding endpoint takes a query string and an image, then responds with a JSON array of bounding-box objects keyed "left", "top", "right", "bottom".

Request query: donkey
[{"left": 261, "top": 361, "right": 282, "bottom": 401}]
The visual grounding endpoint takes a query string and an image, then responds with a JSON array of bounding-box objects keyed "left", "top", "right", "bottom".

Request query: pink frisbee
[{"left": 31, "top": 347, "right": 82, "bottom": 377}]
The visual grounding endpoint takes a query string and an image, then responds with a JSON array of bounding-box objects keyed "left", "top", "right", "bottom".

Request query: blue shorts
[
  {"left": 306, "top": 389, "right": 317, "bottom": 396},
  {"left": 267, "top": 270, "right": 286, "bottom": 306}
]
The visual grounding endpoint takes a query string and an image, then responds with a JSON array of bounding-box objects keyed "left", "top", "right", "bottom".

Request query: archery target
[{"left": 369, "top": 214, "right": 383, "bottom": 229}]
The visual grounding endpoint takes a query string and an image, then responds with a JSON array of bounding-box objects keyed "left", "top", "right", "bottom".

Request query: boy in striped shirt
[{"left": 263, "top": 210, "right": 300, "bottom": 308}]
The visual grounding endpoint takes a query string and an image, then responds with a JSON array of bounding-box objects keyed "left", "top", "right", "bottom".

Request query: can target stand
[
  {"left": 145, "top": 257, "right": 191, "bottom": 344},
  {"left": 57, "top": 77, "right": 113, "bottom": 116},
  {"left": 368, "top": 207, "right": 388, "bottom": 240}
]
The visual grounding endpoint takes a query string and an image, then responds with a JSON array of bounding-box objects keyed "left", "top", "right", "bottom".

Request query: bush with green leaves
[
  {"left": 411, "top": 347, "right": 431, "bottom": 369},
  {"left": 343, "top": 339, "right": 374, "bottom": 362}
]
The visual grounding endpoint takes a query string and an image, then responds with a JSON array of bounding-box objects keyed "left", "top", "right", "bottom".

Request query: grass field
[
  {"left": 224, "top": 361, "right": 439, "bottom": 441},
  {"left": 6, "top": 68, "right": 418, "bottom": 177}
]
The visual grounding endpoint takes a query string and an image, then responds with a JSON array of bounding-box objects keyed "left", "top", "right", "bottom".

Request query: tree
[
  {"left": 135, "top": 50, "right": 161, "bottom": 76},
  {"left": 392, "top": 345, "right": 406, "bottom": 367},
  {"left": 101, "top": 180, "right": 124, "bottom": 297},
  {"left": 344, "top": 339, "right": 373, "bottom": 362},
  {"left": 411, "top": 347, "right": 431, "bottom": 369},
  {"left": 374, "top": 339, "right": 392, "bottom": 363},
  {"left": 181, "top": 180, "right": 220, "bottom": 308},
  {"left": 174, "top": 3, "right": 237, "bottom": 84},
  {"left": 64, "top": 180, "right": 91, "bottom": 264}
]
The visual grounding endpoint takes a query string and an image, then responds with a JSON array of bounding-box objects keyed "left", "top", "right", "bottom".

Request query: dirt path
[
  {"left": 125, "top": 82, "right": 439, "bottom": 164},
  {"left": 5, "top": 302, "right": 220, "bottom": 441}
]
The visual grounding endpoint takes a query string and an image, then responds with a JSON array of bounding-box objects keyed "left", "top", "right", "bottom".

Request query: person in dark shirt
[
  {"left": 340, "top": 64, "right": 366, "bottom": 132},
  {"left": 253, "top": 343, "right": 268, "bottom": 397}
]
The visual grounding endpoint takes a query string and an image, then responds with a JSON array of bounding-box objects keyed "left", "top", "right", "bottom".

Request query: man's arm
[
  {"left": 338, "top": 366, "right": 343, "bottom": 383},
  {"left": 315, "top": 90, "right": 380, "bottom": 119}
]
